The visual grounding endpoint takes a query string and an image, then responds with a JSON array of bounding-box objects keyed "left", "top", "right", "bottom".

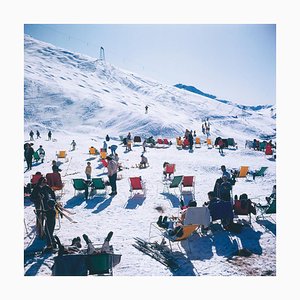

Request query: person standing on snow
[
  {"left": 48, "top": 130, "right": 52, "bottom": 141},
  {"left": 37, "top": 145, "right": 45, "bottom": 163},
  {"left": 29, "top": 130, "right": 34, "bottom": 141},
  {"left": 36, "top": 130, "right": 41, "bottom": 139},
  {"left": 85, "top": 162, "right": 92, "bottom": 180},
  {"left": 188, "top": 130, "right": 194, "bottom": 150},
  {"left": 107, "top": 155, "right": 118, "bottom": 196},
  {"left": 70, "top": 140, "right": 76, "bottom": 151},
  {"left": 25, "top": 143, "right": 34, "bottom": 171},
  {"left": 145, "top": 105, "right": 149, "bottom": 114}
]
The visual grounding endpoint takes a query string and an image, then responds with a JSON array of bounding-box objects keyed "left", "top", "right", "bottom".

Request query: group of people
[
  {"left": 29, "top": 130, "right": 52, "bottom": 141},
  {"left": 24, "top": 143, "right": 46, "bottom": 171},
  {"left": 201, "top": 119, "right": 211, "bottom": 137}
]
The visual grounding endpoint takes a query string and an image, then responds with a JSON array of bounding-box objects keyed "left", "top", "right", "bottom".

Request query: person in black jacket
[
  {"left": 188, "top": 130, "right": 194, "bottom": 150},
  {"left": 24, "top": 143, "right": 34, "bottom": 171},
  {"left": 30, "top": 177, "right": 57, "bottom": 250},
  {"left": 52, "top": 160, "right": 62, "bottom": 173}
]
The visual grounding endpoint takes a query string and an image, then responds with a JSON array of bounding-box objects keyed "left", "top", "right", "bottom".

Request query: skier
[
  {"left": 218, "top": 138, "right": 224, "bottom": 155},
  {"left": 145, "top": 105, "right": 148, "bottom": 114},
  {"left": 142, "top": 139, "right": 147, "bottom": 152},
  {"left": 36, "top": 130, "right": 41, "bottom": 139},
  {"left": 70, "top": 140, "right": 76, "bottom": 151},
  {"left": 48, "top": 130, "right": 52, "bottom": 141},
  {"left": 105, "top": 134, "right": 110, "bottom": 142},
  {"left": 202, "top": 124, "right": 206, "bottom": 135},
  {"left": 30, "top": 176, "right": 57, "bottom": 250},
  {"left": 29, "top": 130, "right": 34, "bottom": 141},
  {"left": 103, "top": 140, "right": 108, "bottom": 152},
  {"left": 24, "top": 143, "right": 34, "bottom": 171},
  {"left": 188, "top": 130, "right": 194, "bottom": 151},
  {"left": 37, "top": 145, "right": 45, "bottom": 163}
]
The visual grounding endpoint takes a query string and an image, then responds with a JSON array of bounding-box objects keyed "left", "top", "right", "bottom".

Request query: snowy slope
[
  {"left": 24, "top": 34, "right": 276, "bottom": 143},
  {"left": 24, "top": 35, "right": 276, "bottom": 276}
]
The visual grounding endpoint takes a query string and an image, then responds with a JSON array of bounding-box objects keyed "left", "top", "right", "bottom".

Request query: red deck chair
[
  {"left": 157, "top": 138, "right": 163, "bottom": 144},
  {"left": 163, "top": 138, "right": 169, "bottom": 145},
  {"left": 129, "top": 177, "right": 145, "bottom": 197},
  {"left": 183, "top": 139, "right": 189, "bottom": 148},
  {"left": 165, "top": 164, "right": 176, "bottom": 178},
  {"left": 46, "top": 172, "right": 64, "bottom": 193},
  {"left": 101, "top": 159, "right": 108, "bottom": 168},
  {"left": 181, "top": 176, "right": 195, "bottom": 197}
]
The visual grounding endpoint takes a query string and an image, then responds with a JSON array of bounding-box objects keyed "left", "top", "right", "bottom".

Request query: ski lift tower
[{"left": 100, "top": 47, "right": 105, "bottom": 61}]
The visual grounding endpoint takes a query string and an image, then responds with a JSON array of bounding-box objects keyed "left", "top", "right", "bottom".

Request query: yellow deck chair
[
  {"left": 176, "top": 138, "right": 183, "bottom": 149},
  {"left": 206, "top": 138, "right": 212, "bottom": 149},
  {"left": 56, "top": 150, "right": 67, "bottom": 159},
  {"left": 237, "top": 166, "right": 249, "bottom": 178},
  {"left": 164, "top": 224, "right": 199, "bottom": 252},
  {"left": 100, "top": 151, "right": 107, "bottom": 159},
  {"left": 89, "top": 147, "right": 97, "bottom": 155},
  {"left": 195, "top": 137, "right": 201, "bottom": 148}
]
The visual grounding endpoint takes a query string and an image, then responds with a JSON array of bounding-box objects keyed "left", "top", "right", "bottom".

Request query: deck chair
[
  {"left": 206, "top": 138, "right": 212, "bottom": 149},
  {"left": 236, "top": 166, "right": 249, "bottom": 178},
  {"left": 72, "top": 178, "right": 89, "bottom": 197},
  {"left": 133, "top": 136, "right": 142, "bottom": 144},
  {"left": 164, "top": 163, "right": 176, "bottom": 179},
  {"left": 256, "top": 199, "right": 276, "bottom": 221},
  {"left": 250, "top": 166, "right": 268, "bottom": 180},
  {"left": 181, "top": 176, "right": 195, "bottom": 197},
  {"left": 100, "top": 150, "right": 107, "bottom": 159},
  {"left": 163, "top": 175, "right": 183, "bottom": 194},
  {"left": 163, "top": 224, "right": 199, "bottom": 252},
  {"left": 176, "top": 138, "right": 183, "bottom": 149},
  {"left": 163, "top": 139, "right": 170, "bottom": 146},
  {"left": 183, "top": 207, "right": 211, "bottom": 228},
  {"left": 56, "top": 150, "right": 67, "bottom": 160},
  {"left": 195, "top": 137, "right": 201, "bottom": 148},
  {"left": 129, "top": 177, "right": 146, "bottom": 197},
  {"left": 89, "top": 147, "right": 98, "bottom": 155},
  {"left": 46, "top": 172, "right": 64, "bottom": 192},
  {"left": 227, "top": 138, "right": 237, "bottom": 149},
  {"left": 101, "top": 159, "right": 108, "bottom": 168},
  {"left": 91, "top": 178, "right": 107, "bottom": 195},
  {"left": 233, "top": 199, "right": 253, "bottom": 223}
]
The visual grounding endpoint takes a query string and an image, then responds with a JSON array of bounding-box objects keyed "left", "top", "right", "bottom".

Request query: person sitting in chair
[{"left": 156, "top": 215, "right": 184, "bottom": 238}]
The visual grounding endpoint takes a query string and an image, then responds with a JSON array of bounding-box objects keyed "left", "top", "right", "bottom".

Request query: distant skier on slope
[{"left": 145, "top": 105, "right": 149, "bottom": 114}]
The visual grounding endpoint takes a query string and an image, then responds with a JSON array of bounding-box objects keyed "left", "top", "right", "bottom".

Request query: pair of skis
[
  {"left": 132, "top": 237, "right": 179, "bottom": 271},
  {"left": 56, "top": 205, "right": 77, "bottom": 223}
]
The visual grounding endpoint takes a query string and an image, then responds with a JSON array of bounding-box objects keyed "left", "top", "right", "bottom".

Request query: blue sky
[{"left": 24, "top": 24, "right": 276, "bottom": 106}]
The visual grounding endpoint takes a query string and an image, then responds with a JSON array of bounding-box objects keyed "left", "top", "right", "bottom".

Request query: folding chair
[
  {"left": 89, "top": 147, "right": 97, "bottom": 155},
  {"left": 163, "top": 175, "right": 183, "bottom": 195},
  {"left": 256, "top": 199, "right": 276, "bottom": 221},
  {"left": 100, "top": 150, "right": 107, "bottom": 159},
  {"left": 56, "top": 150, "right": 67, "bottom": 160},
  {"left": 91, "top": 178, "right": 107, "bottom": 196},
  {"left": 133, "top": 136, "right": 142, "bottom": 145},
  {"left": 233, "top": 199, "right": 252, "bottom": 223},
  {"left": 183, "top": 207, "right": 211, "bottom": 228},
  {"left": 195, "top": 137, "right": 201, "bottom": 148},
  {"left": 156, "top": 138, "right": 163, "bottom": 148},
  {"left": 164, "top": 163, "right": 176, "bottom": 179},
  {"left": 181, "top": 176, "right": 195, "bottom": 197},
  {"left": 129, "top": 177, "right": 146, "bottom": 197},
  {"left": 33, "top": 151, "right": 40, "bottom": 162},
  {"left": 236, "top": 166, "right": 249, "bottom": 178},
  {"left": 31, "top": 173, "right": 43, "bottom": 185},
  {"left": 101, "top": 159, "right": 108, "bottom": 168},
  {"left": 176, "top": 138, "right": 183, "bottom": 149},
  {"left": 250, "top": 166, "right": 268, "bottom": 180},
  {"left": 227, "top": 138, "right": 237, "bottom": 149},
  {"left": 72, "top": 178, "right": 89, "bottom": 197},
  {"left": 46, "top": 172, "right": 65, "bottom": 198},
  {"left": 206, "top": 138, "right": 212, "bottom": 149},
  {"left": 163, "top": 139, "right": 170, "bottom": 147}
]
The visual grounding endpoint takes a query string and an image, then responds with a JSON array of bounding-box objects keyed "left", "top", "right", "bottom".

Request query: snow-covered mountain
[
  {"left": 24, "top": 35, "right": 276, "bottom": 143},
  {"left": 174, "top": 83, "right": 275, "bottom": 112}
]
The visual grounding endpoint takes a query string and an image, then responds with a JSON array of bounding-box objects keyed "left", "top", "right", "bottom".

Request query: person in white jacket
[{"left": 107, "top": 155, "right": 118, "bottom": 196}]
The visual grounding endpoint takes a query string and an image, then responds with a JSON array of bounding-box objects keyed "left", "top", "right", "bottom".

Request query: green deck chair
[
  {"left": 91, "top": 178, "right": 107, "bottom": 195},
  {"left": 256, "top": 199, "right": 276, "bottom": 220},
  {"left": 72, "top": 179, "right": 88, "bottom": 196},
  {"left": 253, "top": 167, "right": 268, "bottom": 179},
  {"left": 164, "top": 175, "right": 183, "bottom": 194}
]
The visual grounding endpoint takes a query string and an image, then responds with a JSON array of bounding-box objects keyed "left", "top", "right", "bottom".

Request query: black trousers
[
  {"left": 109, "top": 173, "right": 117, "bottom": 193},
  {"left": 45, "top": 210, "right": 56, "bottom": 247}
]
